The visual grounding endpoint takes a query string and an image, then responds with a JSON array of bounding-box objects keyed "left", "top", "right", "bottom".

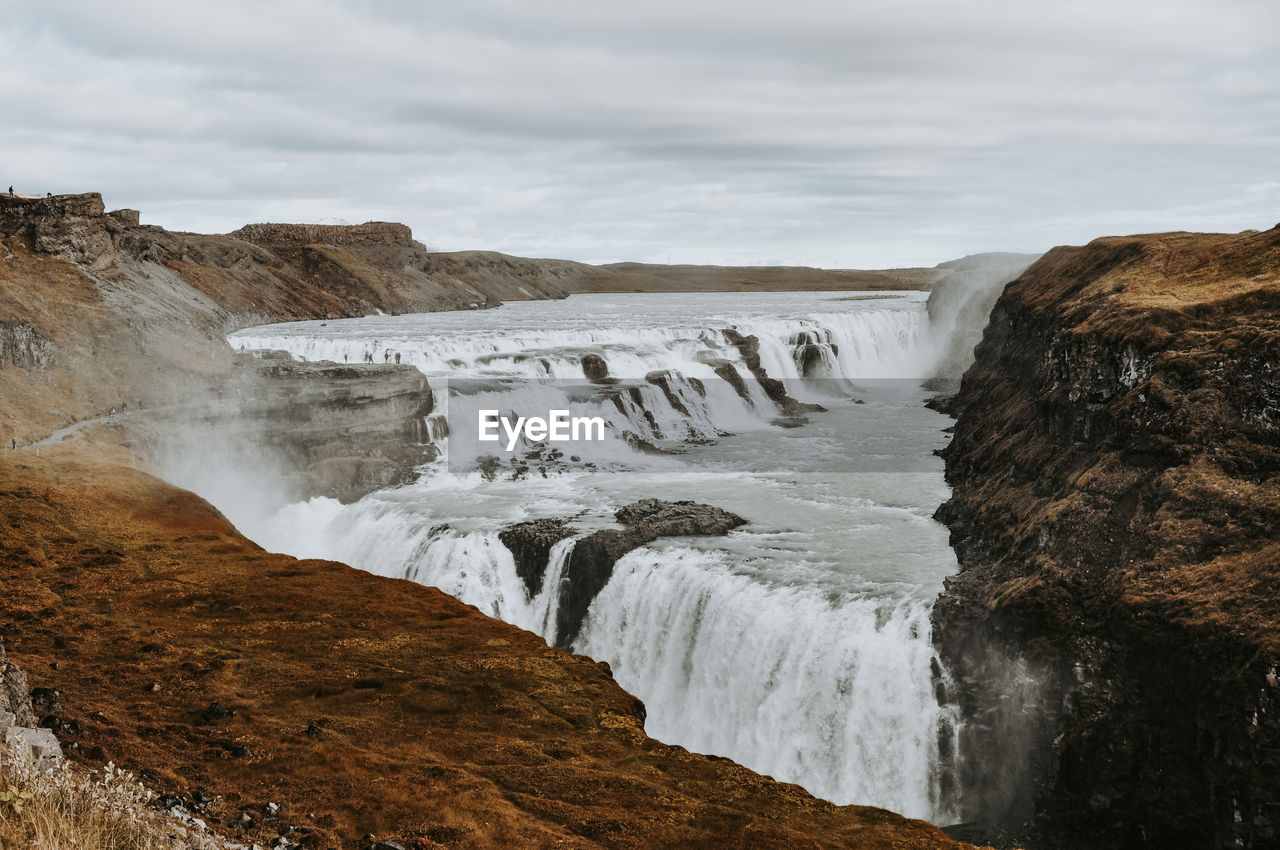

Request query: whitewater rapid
[{"left": 189, "top": 291, "right": 963, "bottom": 821}]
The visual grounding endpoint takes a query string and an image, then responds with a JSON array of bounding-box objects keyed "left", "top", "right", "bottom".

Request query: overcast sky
[{"left": 2, "top": 0, "right": 1277, "bottom": 267}]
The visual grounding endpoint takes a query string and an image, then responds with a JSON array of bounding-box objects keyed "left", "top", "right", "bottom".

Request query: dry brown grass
[{"left": 0, "top": 738, "right": 202, "bottom": 849}]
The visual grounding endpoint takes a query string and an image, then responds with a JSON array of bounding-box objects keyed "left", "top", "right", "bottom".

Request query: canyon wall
[{"left": 933, "top": 227, "right": 1280, "bottom": 848}]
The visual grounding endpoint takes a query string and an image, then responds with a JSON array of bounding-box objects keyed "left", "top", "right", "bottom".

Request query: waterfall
[
  {"left": 575, "top": 546, "right": 953, "bottom": 820},
  {"left": 213, "top": 291, "right": 963, "bottom": 824}
]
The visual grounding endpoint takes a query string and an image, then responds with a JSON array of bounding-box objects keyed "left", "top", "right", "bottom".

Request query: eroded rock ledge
[
  {"left": 501, "top": 499, "right": 747, "bottom": 647},
  {"left": 932, "top": 227, "right": 1280, "bottom": 849}
]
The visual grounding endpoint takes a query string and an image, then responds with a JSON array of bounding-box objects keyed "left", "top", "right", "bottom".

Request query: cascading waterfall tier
[{"left": 217, "top": 291, "right": 962, "bottom": 823}]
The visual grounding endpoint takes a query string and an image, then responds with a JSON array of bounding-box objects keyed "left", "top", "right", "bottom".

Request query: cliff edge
[{"left": 933, "top": 226, "right": 1280, "bottom": 848}]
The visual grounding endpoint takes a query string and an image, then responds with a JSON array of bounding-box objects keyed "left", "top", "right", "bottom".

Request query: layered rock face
[
  {"left": 933, "top": 228, "right": 1280, "bottom": 848},
  {"left": 142, "top": 354, "right": 437, "bottom": 503}
]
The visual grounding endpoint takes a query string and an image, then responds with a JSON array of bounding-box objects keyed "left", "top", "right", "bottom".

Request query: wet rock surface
[
  {"left": 499, "top": 517, "right": 576, "bottom": 595},
  {"left": 501, "top": 500, "right": 748, "bottom": 647},
  {"left": 933, "top": 227, "right": 1280, "bottom": 848},
  {"left": 722, "top": 328, "right": 826, "bottom": 416}
]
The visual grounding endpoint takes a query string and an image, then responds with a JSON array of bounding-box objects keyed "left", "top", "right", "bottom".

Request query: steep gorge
[{"left": 0, "top": 193, "right": 972, "bottom": 849}]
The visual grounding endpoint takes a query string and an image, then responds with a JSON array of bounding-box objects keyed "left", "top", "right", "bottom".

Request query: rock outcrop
[
  {"left": 932, "top": 227, "right": 1280, "bottom": 848},
  {"left": 498, "top": 518, "right": 576, "bottom": 595},
  {"left": 501, "top": 500, "right": 748, "bottom": 647},
  {"left": 1, "top": 641, "right": 62, "bottom": 765},
  {"left": 0, "top": 641, "right": 38, "bottom": 729},
  {"left": 143, "top": 353, "right": 436, "bottom": 503},
  {"left": 722, "top": 328, "right": 826, "bottom": 417}
]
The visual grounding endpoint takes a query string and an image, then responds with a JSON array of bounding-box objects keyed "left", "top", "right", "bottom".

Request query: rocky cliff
[{"left": 932, "top": 227, "right": 1280, "bottom": 848}]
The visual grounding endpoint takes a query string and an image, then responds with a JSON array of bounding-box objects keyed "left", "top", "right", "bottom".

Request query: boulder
[
  {"left": 580, "top": 353, "right": 610, "bottom": 382},
  {"left": 2, "top": 726, "right": 63, "bottom": 763},
  {"left": 0, "top": 641, "right": 38, "bottom": 728}
]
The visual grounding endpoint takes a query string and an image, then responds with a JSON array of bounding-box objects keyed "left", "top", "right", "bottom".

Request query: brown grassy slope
[
  {"left": 588, "top": 262, "right": 938, "bottom": 293},
  {"left": 0, "top": 442, "right": 972, "bottom": 850}
]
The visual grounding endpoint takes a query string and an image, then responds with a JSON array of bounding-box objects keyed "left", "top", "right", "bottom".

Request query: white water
[{"left": 196, "top": 291, "right": 963, "bottom": 822}]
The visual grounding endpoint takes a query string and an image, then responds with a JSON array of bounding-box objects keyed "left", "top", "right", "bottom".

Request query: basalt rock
[
  {"left": 231, "top": 222, "right": 416, "bottom": 248},
  {"left": 498, "top": 518, "right": 575, "bottom": 595},
  {"left": 932, "top": 227, "right": 1280, "bottom": 849},
  {"left": 0, "top": 192, "right": 114, "bottom": 266},
  {"left": 141, "top": 354, "right": 436, "bottom": 503},
  {"left": 645, "top": 369, "right": 692, "bottom": 416},
  {"left": 580, "top": 353, "right": 610, "bottom": 382},
  {"left": 710, "top": 359, "right": 752, "bottom": 402},
  {"left": 722, "top": 328, "right": 826, "bottom": 417},
  {"left": 500, "top": 500, "right": 748, "bottom": 648}
]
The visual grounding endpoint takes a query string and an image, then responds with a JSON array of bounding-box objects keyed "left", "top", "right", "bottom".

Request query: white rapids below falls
[{"left": 174, "top": 290, "right": 969, "bottom": 823}]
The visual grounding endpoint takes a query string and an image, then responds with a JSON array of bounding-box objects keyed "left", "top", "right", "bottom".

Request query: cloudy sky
[{"left": 2, "top": 0, "right": 1277, "bottom": 267}]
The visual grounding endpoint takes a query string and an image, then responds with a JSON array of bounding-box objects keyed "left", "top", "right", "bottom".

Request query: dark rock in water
[
  {"left": 614, "top": 499, "right": 746, "bottom": 537},
  {"left": 498, "top": 518, "right": 575, "bottom": 596},
  {"left": 498, "top": 500, "right": 747, "bottom": 648},
  {"left": 645, "top": 370, "right": 691, "bottom": 416},
  {"left": 923, "top": 393, "right": 953, "bottom": 413},
  {"left": 581, "top": 353, "right": 610, "bottom": 382},
  {"left": 476, "top": 454, "right": 502, "bottom": 481},
  {"left": 554, "top": 500, "right": 747, "bottom": 647},
  {"left": 771, "top": 416, "right": 809, "bottom": 428},
  {"left": 722, "top": 328, "right": 826, "bottom": 416},
  {"left": 711, "top": 360, "right": 751, "bottom": 402},
  {"left": 620, "top": 431, "right": 677, "bottom": 455},
  {"left": 798, "top": 343, "right": 828, "bottom": 377}
]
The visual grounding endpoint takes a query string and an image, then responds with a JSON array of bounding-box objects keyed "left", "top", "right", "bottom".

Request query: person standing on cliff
[{"left": 7, "top": 186, "right": 12, "bottom": 195}]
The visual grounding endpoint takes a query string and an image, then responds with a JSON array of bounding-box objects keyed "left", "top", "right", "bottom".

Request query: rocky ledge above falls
[
  {"left": 932, "top": 226, "right": 1280, "bottom": 848},
  {"left": 500, "top": 500, "right": 748, "bottom": 647}
]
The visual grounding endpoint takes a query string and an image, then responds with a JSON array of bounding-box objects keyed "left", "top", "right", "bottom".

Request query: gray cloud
[{"left": 2, "top": 0, "right": 1277, "bottom": 266}]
